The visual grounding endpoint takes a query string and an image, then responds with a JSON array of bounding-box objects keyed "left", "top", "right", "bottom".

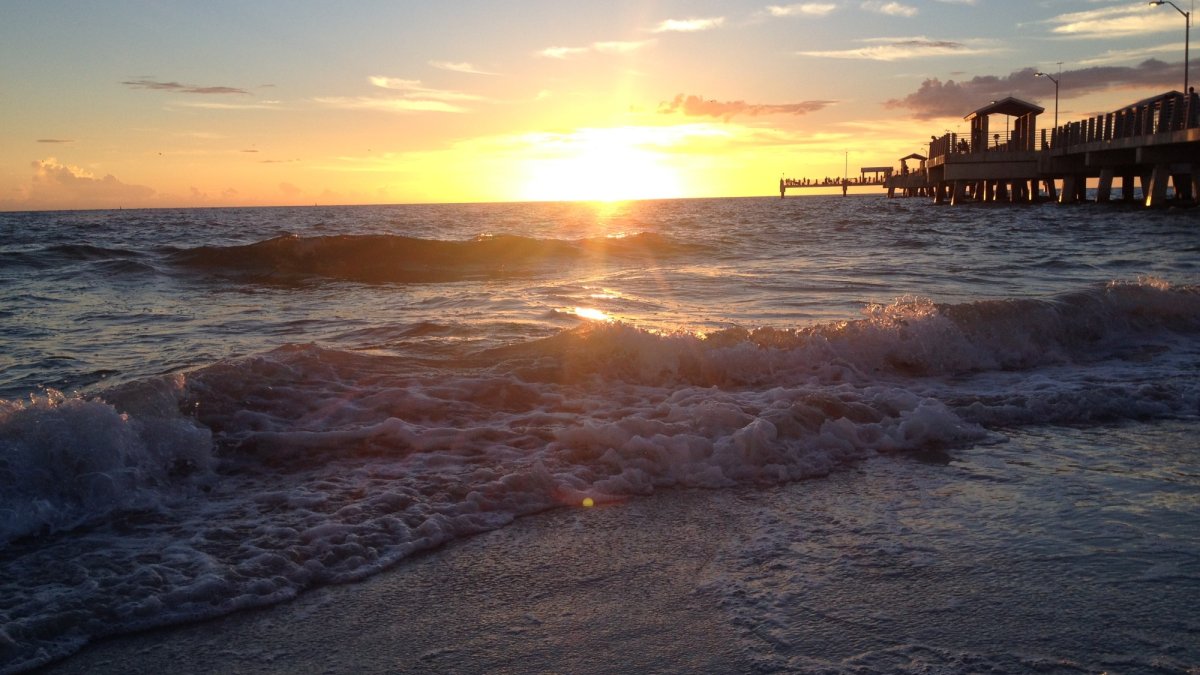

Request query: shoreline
[
  {"left": 41, "top": 487, "right": 749, "bottom": 674},
  {"left": 36, "top": 421, "right": 1200, "bottom": 674}
]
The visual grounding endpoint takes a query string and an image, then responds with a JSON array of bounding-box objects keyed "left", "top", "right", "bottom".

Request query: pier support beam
[
  {"left": 1043, "top": 179, "right": 1058, "bottom": 201},
  {"left": 1171, "top": 173, "right": 1193, "bottom": 202},
  {"left": 1060, "top": 175, "right": 1078, "bottom": 204},
  {"left": 1145, "top": 164, "right": 1171, "bottom": 207},
  {"left": 950, "top": 180, "right": 968, "bottom": 205},
  {"left": 1121, "top": 175, "right": 1136, "bottom": 201},
  {"left": 1096, "top": 169, "right": 1114, "bottom": 203}
]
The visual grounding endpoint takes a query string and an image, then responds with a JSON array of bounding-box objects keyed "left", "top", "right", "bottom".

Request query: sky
[{"left": 0, "top": 0, "right": 1194, "bottom": 210}]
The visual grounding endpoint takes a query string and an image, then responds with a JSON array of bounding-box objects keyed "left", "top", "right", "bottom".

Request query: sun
[{"left": 517, "top": 127, "right": 686, "bottom": 202}]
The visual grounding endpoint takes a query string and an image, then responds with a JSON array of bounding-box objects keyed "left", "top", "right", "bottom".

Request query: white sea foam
[{"left": 0, "top": 375, "right": 213, "bottom": 546}]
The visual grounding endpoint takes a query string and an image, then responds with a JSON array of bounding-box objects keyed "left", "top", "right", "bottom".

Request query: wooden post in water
[
  {"left": 1172, "top": 173, "right": 1193, "bottom": 201},
  {"left": 1146, "top": 164, "right": 1171, "bottom": 206},
  {"left": 950, "top": 180, "right": 966, "bottom": 205},
  {"left": 1060, "top": 175, "right": 1078, "bottom": 204},
  {"left": 1097, "top": 169, "right": 1114, "bottom": 202}
]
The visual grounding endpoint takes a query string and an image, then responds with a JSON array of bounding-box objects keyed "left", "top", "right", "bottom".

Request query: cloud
[
  {"left": 315, "top": 96, "right": 469, "bottom": 113},
  {"left": 170, "top": 101, "right": 281, "bottom": 110},
  {"left": 1045, "top": 5, "right": 1180, "bottom": 39},
  {"left": 766, "top": 3, "right": 838, "bottom": 17},
  {"left": 861, "top": 1, "right": 918, "bottom": 18},
  {"left": 798, "top": 37, "right": 997, "bottom": 61},
  {"left": 122, "top": 78, "right": 250, "bottom": 95},
  {"left": 368, "top": 77, "right": 485, "bottom": 101},
  {"left": 3, "top": 158, "right": 156, "bottom": 209},
  {"left": 658, "top": 94, "right": 836, "bottom": 121},
  {"left": 1076, "top": 42, "right": 1181, "bottom": 67},
  {"left": 36, "top": 139, "right": 73, "bottom": 143},
  {"left": 316, "top": 77, "right": 485, "bottom": 114},
  {"left": 884, "top": 59, "right": 1183, "bottom": 119},
  {"left": 538, "top": 46, "right": 591, "bottom": 59},
  {"left": 429, "top": 60, "right": 498, "bottom": 75},
  {"left": 538, "top": 39, "right": 655, "bottom": 58},
  {"left": 652, "top": 17, "right": 725, "bottom": 33}
]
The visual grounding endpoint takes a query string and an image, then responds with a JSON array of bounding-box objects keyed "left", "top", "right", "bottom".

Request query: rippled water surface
[{"left": 2, "top": 196, "right": 1198, "bottom": 673}]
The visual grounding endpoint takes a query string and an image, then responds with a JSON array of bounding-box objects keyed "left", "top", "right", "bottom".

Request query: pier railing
[
  {"left": 781, "top": 176, "right": 888, "bottom": 188},
  {"left": 928, "top": 130, "right": 1047, "bottom": 160},
  {"left": 1042, "top": 91, "right": 1199, "bottom": 151}
]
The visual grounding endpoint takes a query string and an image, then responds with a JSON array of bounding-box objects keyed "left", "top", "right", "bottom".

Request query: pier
[
  {"left": 781, "top": 90, "right": 1200, "bottom": 207},
  {"left": 779, "top": 170, "right": 890, "bottom": 198}
]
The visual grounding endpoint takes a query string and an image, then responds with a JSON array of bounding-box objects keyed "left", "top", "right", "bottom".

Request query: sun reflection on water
[{"left": 573, "top": 306, "right": 612, "bottom": 322}]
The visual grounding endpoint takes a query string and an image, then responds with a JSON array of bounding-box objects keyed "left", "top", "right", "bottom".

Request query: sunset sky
[{"left": 1, "top": 0, "right": 1193, "bottom": 210}]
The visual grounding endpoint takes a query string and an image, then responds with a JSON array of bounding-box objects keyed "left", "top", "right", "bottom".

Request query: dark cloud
[
  {"left": 885, "top": 59, "right": 1182, "bottom": 119},
  {"left": 658, "top": 94, "right": 835, "bottom": 121},
  {"left": 36, "top": 139, "right": 73, "bottom": 143},
  {"left": 122, "top": 78, "right": 250, "bottom": 95}
]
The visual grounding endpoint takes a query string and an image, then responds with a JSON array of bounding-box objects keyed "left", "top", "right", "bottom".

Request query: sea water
[{"left": 1, "top": 196, "right": 1198, "bottom": 673}]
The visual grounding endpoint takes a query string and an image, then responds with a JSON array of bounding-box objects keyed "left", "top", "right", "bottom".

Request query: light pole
[
  {"left": 1035, "top": 71, "right": 1060, "bottom": 147},
  {"left": 1150, "top": 0, "right": 1191, "bottom": 96}
]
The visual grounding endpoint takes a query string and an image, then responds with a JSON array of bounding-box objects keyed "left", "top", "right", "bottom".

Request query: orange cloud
[
  {"left": 658, "top": 94, "right": 836, "bottom": 121},
  {"left": 4, "top": 158, "right": 156, "bottom": 210}
]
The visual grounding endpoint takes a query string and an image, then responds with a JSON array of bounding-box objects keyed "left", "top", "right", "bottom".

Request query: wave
[
  {"left": 3, "top": 280, "right": 1196, "bottom": 544},
  {"left": 2, "top": 278, "right": 1198, "bottom": 673},
  {"left": 168, "top": 232, "right": 692, "bottom": 283},
  {"left": 0, "top": 376, "right": 214, "bottom": 547},
  {"left": 0, "top": 244, "right": 144, "bottom": 271}
]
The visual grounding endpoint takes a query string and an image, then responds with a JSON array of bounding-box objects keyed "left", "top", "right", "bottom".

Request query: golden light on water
[{"left": 573, "top": 306, "right": 611, "bottom": 322}]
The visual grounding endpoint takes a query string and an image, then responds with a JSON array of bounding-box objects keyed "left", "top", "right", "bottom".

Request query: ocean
[{"left": 1, "top": 196, "right": 1199, "bottom": 673}]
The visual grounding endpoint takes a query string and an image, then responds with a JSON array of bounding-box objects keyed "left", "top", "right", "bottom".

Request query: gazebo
[
  {"left": 898, "top": 153, "right": 926, "bottom": 174},
  {"left": 966, "top": 97, "right": 1044, "bottom": 153}
]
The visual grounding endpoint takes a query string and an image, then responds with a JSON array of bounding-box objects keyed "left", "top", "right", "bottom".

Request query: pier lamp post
[
  {"left": 1149, "top": 0, "right": 1191, "bottom": 96},
  {"left": 1035, "top": 71, "right": 1060, "bottom": 145}
]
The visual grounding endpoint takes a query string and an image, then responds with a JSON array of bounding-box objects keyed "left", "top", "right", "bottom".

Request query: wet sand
[
  {"left": 42, "top": 488, "right": 750, "bottom": 674},
  {"left": 40, "top": 428, "right": 1200, "bottom": 673}
]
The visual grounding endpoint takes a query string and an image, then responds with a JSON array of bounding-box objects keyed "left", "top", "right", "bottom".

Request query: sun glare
[
  {"left": 574, "top": 306, "right": 612, "bottom": 321},
  {"left": 518, "top": 127, "right": 686, "bottom": 202}
]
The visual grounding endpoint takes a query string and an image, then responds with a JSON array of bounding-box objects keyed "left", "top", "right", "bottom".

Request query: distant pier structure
[
  {"left": 780, "top": 90, "right": 1200, "bottom": 207},
  {"left": 779, "top": 166, "right": 892, "bottom": 198}
]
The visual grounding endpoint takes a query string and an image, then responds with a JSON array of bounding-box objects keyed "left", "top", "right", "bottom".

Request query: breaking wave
[{"left": 2, "top": 278, "right": 1198, "bottom": 673}]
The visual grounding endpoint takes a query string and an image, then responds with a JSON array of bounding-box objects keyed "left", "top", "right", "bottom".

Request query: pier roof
[
  {"left": 1129, "top": 90, "right": 1184, "bottom": 108},
  {"left": 965, "top": 97, "right": 1044, "bottom": 121},
  {"left": 899, "top": 153, "right": 927, "bottom": 161}
]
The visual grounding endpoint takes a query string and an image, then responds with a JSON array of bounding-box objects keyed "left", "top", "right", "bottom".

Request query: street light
[
  {"left": 1149, "top": 0, "right": 1191, "bottom": 96},
  {"left": 1035, "top": 71, "right": 1060, "bottom": 146}
]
